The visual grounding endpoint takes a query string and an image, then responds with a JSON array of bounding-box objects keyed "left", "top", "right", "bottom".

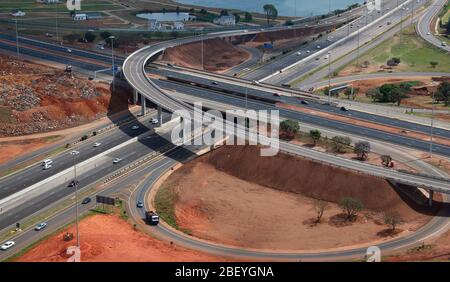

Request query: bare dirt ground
[
  {"left": 15, "top": 214, "right": 234, "bottom": 262},
  {"left": 0, "top": 135, "right": 62, "bottom": 164},
  {"left": 163, "top": 145, "right": 436, "bottom": 251},
  {"left": 277, "top": 102, "right": 450, "bottom": 147},
  {"left": 0, "top": 55, "right": 119, "bottom": 137},
  {"left": 161, "top": 38, "right": 250, "bottom": 73}
]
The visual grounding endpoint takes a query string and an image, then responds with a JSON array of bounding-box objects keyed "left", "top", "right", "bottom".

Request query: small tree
[
  {"left": 263, "top": 4, "right": 278, "bottom": 26},
  {"left": 309, "top": 129, "right": 321, "bottom": 145},
  {"left": 340, "top": 197, "right": 364, "bottom": 221},
  {"left": 279, "top": 120, "right": 299, "bottom": 140},
  {"left": 384, "top": 212, "right": 403, "bottom": 231},
  {"left": 331, "top": 136, "right": 351, "bottom": 153},
  {"left": 435, "top": 81, "right": 450, "bottom": 106},
  {"left": 244, "top": 12, "right": 253, "bottom": 22},
  {"left": 315, "top": 200, "right": 329, "bottom": 223},
  {"left": 100, "top": 31, "right": 112, "bottom": 40},
  {"left": 430, "top": 61, "right": 438, "bottom": 68},
  {"left": 84, "top": 31, "right": 96, "bottom": 43},
  {"left": 381, "top": 155, "right": 392, "bottom": 167},
  {"left": 354, "top": 141, "right": 370, "bottom": 160}
]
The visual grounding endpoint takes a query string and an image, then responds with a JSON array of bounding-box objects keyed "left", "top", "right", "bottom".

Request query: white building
[
  {"left": 213, "top": 15, "right": 236, "bottom": 26},
  {"left": 73, "top": 13, "right": 87, "bottom": 21},
  {"left": 173, "top": 21, "right": 184, "bottom": 30},
  {"left": 11, "top": 11, "right": 26, "bottom": 17},
  {"left": 148, "top": 19, "right": 162, "bottom": 31}
]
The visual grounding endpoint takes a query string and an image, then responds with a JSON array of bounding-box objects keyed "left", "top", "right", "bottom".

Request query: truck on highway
[{"left": 145, "top": 211, "right": 160, "bottom": 225}]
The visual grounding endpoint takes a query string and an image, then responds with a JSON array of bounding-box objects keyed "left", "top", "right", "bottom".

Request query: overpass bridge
[{"left": 122, "top": 20, "right": 450, "bottom": 202}]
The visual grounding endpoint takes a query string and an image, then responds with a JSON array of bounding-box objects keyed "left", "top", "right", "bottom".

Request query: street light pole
[
  {"left": 70, "top": 150, "right": 80, "bottom": 247},
  {"left": 15, "top": 18, "right": 20, "bottom": 60},
  {"left": 430, "top": 90, "right": 434, "bottom": 157},
  {"left": 356, "top": 25, "right": 360, "bottom": 68},
  {"left": 327, "top": 51, "right": 332, "bottom": 104},
  {"left": 55, "top": 4, "right": 59, "bottom": 45},
  {"left": 109, "top": 36, "right": 116, "bottom": 92},
  {"left": 201, "top": 31, "right": 204, "bottom": 70}
]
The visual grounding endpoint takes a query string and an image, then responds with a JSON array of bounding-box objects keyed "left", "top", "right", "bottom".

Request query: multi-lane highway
[
  {"left": 242, "top": 0, "right": 414, "bottom": 83},
  {"left": 417, "top": 0, "right": 450, "bottom": 51},
  {"left": 0, "top": 0, "right": 449, "bottom": 261}
]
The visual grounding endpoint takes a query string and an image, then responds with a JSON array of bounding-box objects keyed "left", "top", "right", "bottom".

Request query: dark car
[
  {"left": 300, "top": 100, "right": 309, "bottom": 105},
  {"left": 81, "top": 197, "right": 91, "bottom": 204},
  {"left": 136, "top": 201, "right": 144, "bottom": 208},
  {"left": 340, "top": 106, "right": 349, "bottom": 111},
  {"left": 68, "top": 180, "right": 79, "bottom": 187},
  {"left": 273, "top": 93, "right": 280, "bottom": 97}
]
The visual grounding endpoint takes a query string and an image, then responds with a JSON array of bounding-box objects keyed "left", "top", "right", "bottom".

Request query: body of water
[
  {"left": 136, "top": 12, "right": 192, "bottom": 22},
  {"left": 175, "top": 0, "right": 365, "bottom": 17}
]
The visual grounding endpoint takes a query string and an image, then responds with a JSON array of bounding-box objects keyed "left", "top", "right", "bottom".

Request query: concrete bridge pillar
[
  {"left": 157, "top": 106, "right": 163, "bottom": 127},
  {"left": 133, "top": 89, "right": 138, "bottom": 105},
  {"left": 428, "top": 190, "right": 434, "bottom": 207},
  {"left": 141, "top": 97, "right": 146, "bottom": 116}
]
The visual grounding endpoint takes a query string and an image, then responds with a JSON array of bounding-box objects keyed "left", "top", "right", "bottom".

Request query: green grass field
[{"left": 338, "top": 26, "right": 450, "bottom": 74}]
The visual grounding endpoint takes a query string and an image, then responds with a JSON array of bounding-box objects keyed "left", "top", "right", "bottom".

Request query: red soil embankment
[
  {"left": 15, "top": 214, "right": 236, "bottom": 262},
  {"left": 204, "top": 146, "right": 427, "bottom": 217},
  {"left": 162, "top": 38, "right": 250, "bottom": 73},
  {"left": 164, "top": 145, "right": 437, "bottom": 251}
]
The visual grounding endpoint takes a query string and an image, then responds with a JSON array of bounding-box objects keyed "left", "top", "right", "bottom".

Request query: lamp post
[
  {"left": 70, "top": 150, "right": 80, "bottom": 247},
  {"left": 327, "top": 51, "right": 332, "bottom": 104},
  {"left": 109, "top": 35, "right": 116, "bottom": 92},
  {"left": 55, "top": 4, "right": 59, "bottom": 45},
  {"left": 430, "top": 90, "right": 434, "bottom": 157},
  {"left": 201, "top": 31, "right": 204, "bottom": 70},
  {"left": 15, "top": 18, "right": 20, "bottom": 59},
  {"left": 356, "top": 24, "right": 360, "bottom": 68}
]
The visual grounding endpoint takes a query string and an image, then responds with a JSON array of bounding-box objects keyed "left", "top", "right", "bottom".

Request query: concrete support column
[
  {"left": 157, "top": 106, "right": 163, "bottom": 127},
  {"left": 428, "top": 190, "right": 434, "bottom": 207},
  {"left": 133, "top": 89, "right": 138, "bottom": 105},
  {"left": 141, "top": 97, "right": 146, "bottom": 116}
]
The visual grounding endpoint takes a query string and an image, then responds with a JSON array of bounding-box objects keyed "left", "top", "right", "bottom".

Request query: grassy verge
[
  {"left": 154, "top": 180, "right": 191, "bottom": 235},
  {"left": 338, "top": 26, "right": 450, "bottom": 74}
]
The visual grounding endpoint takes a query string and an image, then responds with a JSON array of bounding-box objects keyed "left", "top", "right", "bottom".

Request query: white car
[
  {"left": 43, "top": 163, "right": 52, "bottom": 170},
  {"left": 442, "top": 42, "right": 447, "bottom": 46},
  {"left": 0, "top": 241, "right": 15, "bottom": 250},
  {"left": 427, "top": 32, "right": 431, "bottom": 35},
  {"left": 150, "top": 118, "right": 159, "bottom": 125},
  {"left": 324, "top": 55, "right": 329, "bottom": 60},
  {"left": 35, "top": 222, "right": 47, "bottom": 231},
  {"left": 306, "top": 50, "right": 311, "bottom": 53},
  {"left": 296, "top": 51, "right": 302, "bottom": 56},
  {"left": 317, "top": 45, "right": 321, "bottom": 49},
  {"left": 113, "top": 158, "right": 122, "bottom": 164},
  {"left": 67, "top": 48, "right": 72, "bottom": 53},
  {"left": 41, "top": 159, "right": 53, "bottom": 166},
  {"left": 131, "top": 125, "right": 139, "bottom": 130},
  {"left": 93, "top": 142, "right": 102, "bottom": 147}
]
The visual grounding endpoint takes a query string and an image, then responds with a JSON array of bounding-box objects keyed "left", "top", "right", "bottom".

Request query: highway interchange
[{"left": 0, "top": 0, "right": 449, "bottom": 261}]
